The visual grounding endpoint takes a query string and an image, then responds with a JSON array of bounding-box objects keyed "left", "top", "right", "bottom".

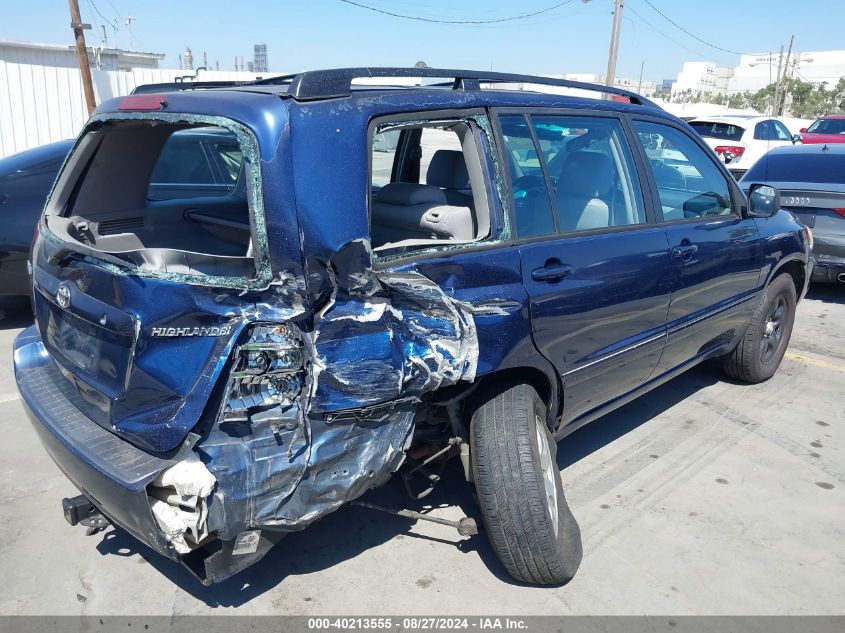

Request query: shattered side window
[{"left": 370, "top": 118, "right": 494, "bottom": 256}]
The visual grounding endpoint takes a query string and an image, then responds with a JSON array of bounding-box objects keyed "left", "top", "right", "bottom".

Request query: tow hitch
[{"left": 62, "top": 495, "right": 110, "bottom": 535}]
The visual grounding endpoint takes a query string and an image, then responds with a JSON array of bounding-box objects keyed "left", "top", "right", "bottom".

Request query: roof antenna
[{"left": 822, "top": 144, "right": 829, "bottom": 152}]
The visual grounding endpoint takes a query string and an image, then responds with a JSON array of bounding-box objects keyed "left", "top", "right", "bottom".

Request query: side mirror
[
  {"left": 799, "top": 127, "right": 807, "bottom": 133},
  {"left": 748, "top": 183, "right": 780, "bottom": 218},
  {"left": 792, "top": 133, "right": 802, "bottom": 144}
]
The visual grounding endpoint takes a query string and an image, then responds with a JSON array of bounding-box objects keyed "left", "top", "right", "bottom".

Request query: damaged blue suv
[{"left": 14, "top": 68, "right": 811, "bottom": 586}]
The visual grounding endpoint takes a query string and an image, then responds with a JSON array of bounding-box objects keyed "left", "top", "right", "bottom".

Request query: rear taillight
[
  {"left": 714, "top": 145, "right": 746, "bottom": 157},
  {"left": 833, "top": 208, "right": 845, "bottom": 218}
]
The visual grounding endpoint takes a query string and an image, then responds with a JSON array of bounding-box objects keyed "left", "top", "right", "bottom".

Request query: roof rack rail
[{"left": 255, "top": 67, "right": 657, "bottom": 107}]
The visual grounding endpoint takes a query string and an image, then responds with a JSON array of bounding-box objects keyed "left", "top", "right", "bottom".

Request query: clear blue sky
[{"left": 2, "top": 0, "right": 843, "bottom": 81}]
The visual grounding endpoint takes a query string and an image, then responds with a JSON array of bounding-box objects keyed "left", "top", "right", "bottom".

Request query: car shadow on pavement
[
  {"left": 0, "top": 296, "right": 33, "bottom": 330},
  {"left": 93, "top": 364, "right": 723, "bottom": 604},
  {"left": 94, "top": 463, "right": 509, "bottom": 606},
  {"left": 805, "top": 283, "right": 843, "bottom": 304},
  {"left": 555, "top": 362, "right": 721, "bottom": 471}
]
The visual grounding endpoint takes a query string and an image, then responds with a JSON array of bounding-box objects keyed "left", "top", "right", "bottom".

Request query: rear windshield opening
[
  {"left": 689, "top": 121, "right": 745, "bottom": 142},
  {"left": 45, "top": 119, "right": 260, "bottom": 280}
]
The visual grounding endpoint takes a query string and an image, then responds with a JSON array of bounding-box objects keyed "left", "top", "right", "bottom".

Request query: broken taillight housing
[{"left": 222, "top": 323, "right": 305, "bottom": 423}]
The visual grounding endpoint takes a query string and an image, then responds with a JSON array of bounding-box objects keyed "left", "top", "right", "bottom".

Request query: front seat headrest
[
  {"left": 426, "top": 150, "right": 470, "bottom": 189},
  {"left": 557, "top": 152, "right": 615, "bottom": 199}
]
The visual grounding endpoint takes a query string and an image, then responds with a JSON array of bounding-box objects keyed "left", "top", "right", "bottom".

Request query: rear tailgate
[{"left": 28, "top": 95, "right": 301, "bottom": 454}]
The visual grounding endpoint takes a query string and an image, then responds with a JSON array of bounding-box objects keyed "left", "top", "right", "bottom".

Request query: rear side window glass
[
  {"left": 634, "top": 121, "right": 733, "bottom": 220},
  {"left": 689, "top": 121, "right": 744, "bottom": 142},
  {"left": 534, "top": 115, "right": 646, "bottom": 232},
  {"left": 499, "top": 115, "right": 555, "bottom": 238},
  {"left": 754, "top": 120, "right": 791, "bottom": 141},
  {"left": 148, "top": 127, "right": 244, "bottom": 201}
]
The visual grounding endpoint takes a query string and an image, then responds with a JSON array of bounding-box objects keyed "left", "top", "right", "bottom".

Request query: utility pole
[
  {"left": 637, "top": 59, "right": 644, "bottom": 93},
  {"left": 772, "top": 45, "right": 784, "bottom": 116},
  {"left": 777, "top": 35, "right": 794, "bottom": 115},
  {"left": 68, "top": 0, "right": 97, "bottom": 115},
  {"left": 605, "top": 0, "right": 624, "bottom": 92}
]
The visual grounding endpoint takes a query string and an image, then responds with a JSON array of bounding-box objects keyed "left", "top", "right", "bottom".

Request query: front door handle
[
  {"left": 531, "top": 261, "right": 573, "bottom": 282},
  {"left": 671, "top": 244, "right": 699, "bottom": 260}
]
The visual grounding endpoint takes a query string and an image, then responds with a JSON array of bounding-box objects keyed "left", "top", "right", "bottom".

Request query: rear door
[
  {"left": 630, "top": 118, "right": 763, "bottom": 375},
  {"left": 497, "top": 111, "right": 671, "bottom": 424}
]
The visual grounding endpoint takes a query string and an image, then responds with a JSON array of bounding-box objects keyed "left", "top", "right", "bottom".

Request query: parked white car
[{"left": 688, "top": 115, "right": 796, "bottom": 179}]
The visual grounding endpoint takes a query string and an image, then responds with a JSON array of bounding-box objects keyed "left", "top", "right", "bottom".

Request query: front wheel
[
  {"left": 721, "top": 273, "right": 797, "bottom": 383},
  {"left": 470, "top": 383, "right": 582, "bottom": 585}
]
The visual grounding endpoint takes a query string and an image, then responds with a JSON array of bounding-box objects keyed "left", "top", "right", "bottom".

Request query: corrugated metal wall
[{"left": 0, "top": 55, "right": 265, "bottom": 158}]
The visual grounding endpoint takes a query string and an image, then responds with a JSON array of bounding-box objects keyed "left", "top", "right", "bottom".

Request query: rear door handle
[
  {"left": 531, "top": 262, "right": 573, "bottom": 282},
  {"left": 671, "top": 244, "right": 699, "bottom": 259}
]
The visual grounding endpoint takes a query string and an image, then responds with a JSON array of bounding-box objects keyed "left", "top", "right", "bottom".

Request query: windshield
[
  {"left": 689, "top": 121, "right": 745, "bottom": 142},
  {"left": 806, "top": 118, "right": 845, "bottom": 135},
  {"left": 743, "top": 152, "right": 845, "bottom": 184}
]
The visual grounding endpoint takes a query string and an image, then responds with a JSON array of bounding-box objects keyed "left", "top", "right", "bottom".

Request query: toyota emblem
[{"left": 56, "top": 285, "right": 71, "bottom": 310}]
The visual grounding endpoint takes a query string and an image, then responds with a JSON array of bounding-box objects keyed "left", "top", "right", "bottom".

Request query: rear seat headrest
[
  {"left": 426, "top": 150, "right": 470, "bottom": 190},
  {"left": 377, "top": 182, "right": 447, "bottom": 206}
]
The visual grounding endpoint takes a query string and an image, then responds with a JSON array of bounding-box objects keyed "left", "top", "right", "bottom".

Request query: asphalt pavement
[{"left": 0, "top": 286, "right": 842, "bottom": 615}]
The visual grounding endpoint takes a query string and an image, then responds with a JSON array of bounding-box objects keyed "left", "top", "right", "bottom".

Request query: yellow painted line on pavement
[{"left": 784, "top": 350, "right": 845, "bottom": 373}]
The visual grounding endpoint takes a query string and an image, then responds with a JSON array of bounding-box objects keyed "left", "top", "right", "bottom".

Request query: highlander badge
[{"left": 150, "top": 326, "right": 233, "bottom": 337}]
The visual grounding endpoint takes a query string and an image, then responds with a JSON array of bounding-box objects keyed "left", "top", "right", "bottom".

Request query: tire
[
  {"left": 470, "top": 382, "right": 582, "bottom": 585},
  {"left": 721, "top": 273, "right": 797, "bottom": 383}
]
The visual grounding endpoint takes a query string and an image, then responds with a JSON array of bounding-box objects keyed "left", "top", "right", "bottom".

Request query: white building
[
  {"left": 671, "top": 61, "right": 733, "bottom": 96},
  {"left": 728, "top": 50, "right": 845, "bottom": 94},
  {"left": 0, "top": 38, "right": 164, "bottom": 72}
]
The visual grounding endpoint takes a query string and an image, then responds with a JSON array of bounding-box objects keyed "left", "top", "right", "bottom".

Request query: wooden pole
[{"left": 69, "top": 0, "right": 97, "bottom": 115}]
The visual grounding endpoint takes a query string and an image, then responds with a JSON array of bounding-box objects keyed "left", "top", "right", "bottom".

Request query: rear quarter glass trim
[{"left": 42, "top": 112, "right": 274, "bottom": 290}]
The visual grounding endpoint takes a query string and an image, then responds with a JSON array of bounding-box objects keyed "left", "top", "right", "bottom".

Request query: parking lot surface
[{"left": 0, "top": 286, "right": 842, "bottom": 616}]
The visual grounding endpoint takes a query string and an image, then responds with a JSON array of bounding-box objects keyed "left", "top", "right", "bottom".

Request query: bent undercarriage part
[
  {"left": 402, "top": 437, "right": 463, "bottom": 500},
  {"left": 350, "top": 500, "right": 478, "bottom": 537}
]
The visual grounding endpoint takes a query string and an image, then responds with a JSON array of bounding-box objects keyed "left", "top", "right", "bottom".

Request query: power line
[
  {"left": 640, "top": 0, "right": 742, "bottom": 56},
  {"left": 335, "top": 0, "right": 576, "bottom": 25},
  {"left": 626, "top": 4, "right": 728, "bottom": 65},
  {"left": 85, "top": 0, "right": 116, "bottom": 28}
]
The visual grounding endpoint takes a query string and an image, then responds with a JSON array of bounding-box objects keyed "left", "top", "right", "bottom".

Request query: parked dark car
[
  {"left": 14, "top": 68, "right": 811, "bottom": 588},
  {"left": 797, "top": 115, "right": 845, "bottom": 145},
  {"left": 0, "top": 140, "right": 73, "bottom": 296},
  {"left": 740, "top": 144, "right": 845, "bottom": 283}
]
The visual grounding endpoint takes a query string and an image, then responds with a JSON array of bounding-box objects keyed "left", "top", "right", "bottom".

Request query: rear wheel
[
  {"left": 470, "top": 382, "right": 582, "bottom": 585},
  {"left": 721, "top": 274, "right": 796, "bottom": 383}
]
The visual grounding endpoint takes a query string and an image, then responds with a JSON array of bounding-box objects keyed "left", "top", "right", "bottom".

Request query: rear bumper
[
  {"left": 811, "top": 259, "right": 845, "bottom": 283},
  {"left": 13, "top": 326, "right": 177, "bottom": 560},
  {"left": 811, "top": 237, "right": 845, "bottom": 283}
]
